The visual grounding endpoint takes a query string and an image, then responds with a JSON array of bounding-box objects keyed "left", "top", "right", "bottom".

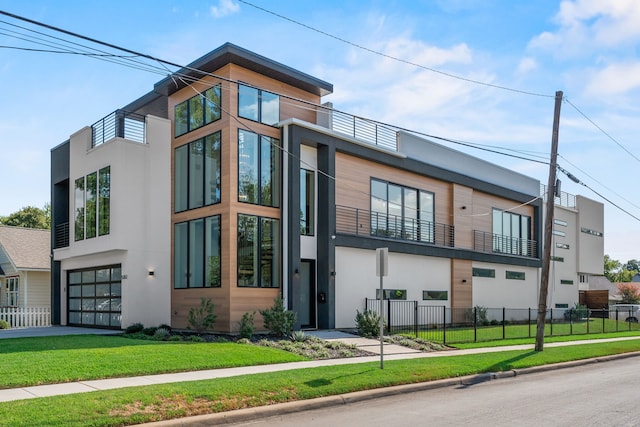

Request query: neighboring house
[
  {"left": 50, "top": 43, "right": 605, "bottom": 331},
  {"left": 0, "top": 226, "right": 51, "bottom": 326}
]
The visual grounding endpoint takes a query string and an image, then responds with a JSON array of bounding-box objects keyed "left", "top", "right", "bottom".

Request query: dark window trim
[
  {"left": 174, "top": 215, "right": 222, "bottom": 289},
  {"left": 506, "top": 270, "right": 526, "bottom": 280},
  {"left": 237, "top": 83, "right": 280, "bottom": 127},
  {"left": 174, "top": 131, "right": 222, "bottom": 213},
  {"left": 473, "top": 267, "right": 496, "bottom": 278},
  {"left": 174, "top": 84, "right": 222, "bottom": 137},
  {"left": 422, "top": 290, "right": 448, "bottom": 301},
  {"left": 237, "top": 213, "right": 280, "bottom": 288},
  {"left": 237, "top": 129, "right": 280, "bottom": 207}
]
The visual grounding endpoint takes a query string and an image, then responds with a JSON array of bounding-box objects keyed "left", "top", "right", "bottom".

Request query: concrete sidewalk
[{"left": 1, "top": 330, "right": 640, "bottom": 404}]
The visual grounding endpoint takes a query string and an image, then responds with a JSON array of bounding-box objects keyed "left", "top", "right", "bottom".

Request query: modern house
[
  {"left": 50, "top": 43, "right": 605, "bottom": 331},
  {"left": 0, "top": 225, "right": 51, "bottom": 326}
]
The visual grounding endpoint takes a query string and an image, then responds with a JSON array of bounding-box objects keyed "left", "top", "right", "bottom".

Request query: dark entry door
[{"left": 299, "top": 260, "right": 316, "bottom": 329}]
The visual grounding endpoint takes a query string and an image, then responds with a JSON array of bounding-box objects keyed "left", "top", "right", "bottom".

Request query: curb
[{"left": 139, "top": 350, "right": 640, "bottom": 426}]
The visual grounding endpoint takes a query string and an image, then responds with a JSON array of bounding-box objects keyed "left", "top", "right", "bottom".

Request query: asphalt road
[{"left": 230, "top": 356, "right": 639, "bottom": 427}]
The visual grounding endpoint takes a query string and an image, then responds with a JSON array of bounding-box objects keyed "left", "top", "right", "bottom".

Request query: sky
[{"left": 0, "top": 0, "right": 639, "bottom": 262}]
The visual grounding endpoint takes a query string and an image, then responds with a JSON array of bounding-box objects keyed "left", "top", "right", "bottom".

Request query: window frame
[
  {"left": 237, "top": 129, "right": 280, "bottom": 207},
  {"left": 300, "top": 168, "right": 315, "bottom": 236},
  {"left": 370, "top": 178, "right": 434, "bottom": 243},
  {"left": 237, "top": 83, "right": 280, "bottom": 125},
  {"left": 174, "top": 85, "right": 222, "bottom": 137},
  {"left": 173, "top": 215, "right": 222, "bottom": 289},
  {"left": 237, "top": 213, "right": 280, "bottom": 288},
  {"left": 174, "top": 131, "right": 222, "bottom": 213}
]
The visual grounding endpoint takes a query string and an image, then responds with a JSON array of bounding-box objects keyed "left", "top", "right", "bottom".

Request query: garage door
[{"left": 68, "top": 265, "right": 121, "bottom": 328}]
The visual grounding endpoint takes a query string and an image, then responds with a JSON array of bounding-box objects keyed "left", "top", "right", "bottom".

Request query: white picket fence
[{"left": 0, "top": 307, "right": 51, "bottom": 328}]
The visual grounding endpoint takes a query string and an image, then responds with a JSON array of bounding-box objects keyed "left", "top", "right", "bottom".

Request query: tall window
[
  {"left": 174, "top": 85, "right": 221, "bottom": 137},
  {"left": 238, "top": 84, "right": 280, "bottom": 125},
  {"left": 238, "top": 129, "right": 280, "bottom": 207},
  {"left": 74, "top": 167, "right": 110, "bottom": 241},
  {"left": 175, "top": 132, "right": 221, "bottom": 212},
  {"left": 370, "top": 179, "right": 434, "bottom": 242},
  {"left": 492, "top": 209, "right": 531, "bottom": 256},
  {"left": 6, "top": 277, "right": 19, "bottom": 306},
  {"left": 237, "top": 214, "right": 280, "bottom": 288},
  {"left": 174, "top": 215, "right": 221, "bottom": 288},
  {"left": 300, "top": 169, "right": 315, "bottom": 236}
]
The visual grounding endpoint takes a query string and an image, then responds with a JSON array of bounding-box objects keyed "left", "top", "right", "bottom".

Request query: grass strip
[
  {"left": 3, "top": 339, "right": 640, "bottom": 426},
  {"left": 0, "top": 335, "right": 305, "bottom": 388},
  {"left": 451, "top": 331, "right": 640, "bottom": 349}
]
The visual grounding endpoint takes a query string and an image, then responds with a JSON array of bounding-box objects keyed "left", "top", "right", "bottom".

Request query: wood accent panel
[
  {"left": 335, "top": 152, "right": 452, "bottom": 225},
  {"left": 171, "top": 288, "right": 229, "bottom": 330},
  {"left": 451, "top": 259, "right": 472, "bottom": 310},
  {"left": 452, "top": 184, "right": 474, "bottom": 250},
  {"left": 579, "top": 290, "right": 609, "bottom": 309}
]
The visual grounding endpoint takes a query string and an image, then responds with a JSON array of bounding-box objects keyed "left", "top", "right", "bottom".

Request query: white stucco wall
[
  {"left": 54, "top": 114, "right": 171, "bottom": 328},
  {"left": 334, "top": 247, "right": 451, "bottom": 328},
  {"left": 471, "top": 261, "right": 539, "bottom": 310}
]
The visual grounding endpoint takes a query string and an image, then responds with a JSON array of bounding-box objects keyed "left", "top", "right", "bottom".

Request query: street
[{"left": 231, "top": 356, "right": 639, "bottom": 426}]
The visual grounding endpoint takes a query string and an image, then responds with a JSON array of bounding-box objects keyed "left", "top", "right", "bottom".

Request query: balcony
[
  {"left": 91, "top": 109, "right": 146, "bottom": 148},
  {"left": 329, "top": 109, "right": 398, "bottom": 151},
  {"left": 336, "top": 205, "right": 454, "bottom": 248},
  {"left": 473, "top": 230, "right": 537, "bottom": 258}
]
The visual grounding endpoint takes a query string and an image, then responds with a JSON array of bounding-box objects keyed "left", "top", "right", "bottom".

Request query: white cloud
[
  {"left": 530, "top": 0, "right": 640, "bottom": 54},
  {"left": 516, "top": 57, "right": 538, "bottom": 75},
  {"left": 585, "top": 61, "right": 640, "bottom": 96},
  {"left": 210, "top": 0, "right": 239, "bottom": 18}
]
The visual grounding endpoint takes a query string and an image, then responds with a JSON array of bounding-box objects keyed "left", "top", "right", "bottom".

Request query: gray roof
[
  {"left": 154, "top": 42, "right": 333, "bottom": 97},
  {"left": 0, "top": 226, "right": 50, "bottom": 271}
]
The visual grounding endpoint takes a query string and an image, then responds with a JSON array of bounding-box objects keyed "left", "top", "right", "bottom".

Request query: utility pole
[{"left": 535, "top": 90, "right": 563, "bottom": 352}]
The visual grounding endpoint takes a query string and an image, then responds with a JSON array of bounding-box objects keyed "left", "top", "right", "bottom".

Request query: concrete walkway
[{"left": 1, "top": 327, "right": 640, "bottom": 405}]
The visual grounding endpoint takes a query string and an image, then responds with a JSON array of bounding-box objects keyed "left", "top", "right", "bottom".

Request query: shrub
[
  {"left": 355, "top": 309, "right": 382, "bottom": 337},
  {"left": 189, "top": 335, "right": 205, "bottom": 342},
  {"left": 564, "top": 303, "right": 589, "bottom": 321},
  {"left": 236, "top": 337, "right": 251, "bottom": 345},
  {"left": 125, "top": 322, "right": 144, "bottom": 334},
  {"left": 465, "top": 306, "right": 489, "bottom": 325},
  {"left": 239, "top": 311, "right": 256, "bottom": 339},
  {"left": 260, "top": 297, "right": 296, "bottom": 338},
  {"left": 168, "top": 335, "right": 183, "bottom": 342},
  {"left": 142, "top": 327, "right": 157, "bottom": 336},
  {"left": 290, "top": 330, "right": 309, "bottom": 342},
  {"left": 618, "top": 283, "right": 640, "bottom": 304},
  {"left": 157, "top": 323, "right": 172, "bottom": 332},
  {"left": 0, "top": 320, "right": 10, "bottom": 329},
  {"left": 154, "top": 327, "right": 170, "bottom": 340},
  {"left": 188, "top": 298, "right": 217, "bottom": 334}
]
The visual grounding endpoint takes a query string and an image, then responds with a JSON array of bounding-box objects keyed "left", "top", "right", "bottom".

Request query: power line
[
  {"left": 237, "top": 0, "right": 554, "bottom": 99},
  {"left": 564, "top": 97, "right": 640, "bottom": 164}
]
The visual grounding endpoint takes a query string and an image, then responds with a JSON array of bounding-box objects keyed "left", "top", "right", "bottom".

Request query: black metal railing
[
  {"left": 91, "top": 109, "right": 146, "bottom": 147},
  {"left": 336, "top": 205, "right": 454, "bottom": 247},
  {"left": 473, "top": 230, "right": 537, "bottom": 258},
  {"left": 363, "top": 300, "right": 640, "bottom": 345},
  {"left": 53, "top": 222, "right": 69, "bottom": 249}
]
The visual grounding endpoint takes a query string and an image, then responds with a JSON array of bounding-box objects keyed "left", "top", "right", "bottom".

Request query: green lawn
[
  {"left": 0, "top": 335, "right": 306, "bottom": 388},
  {"left": 2, "top": 338, "right": 640, "bottom": 426},
  {"left": 415, "top": 318, "right": 640, "bottom": 344}
]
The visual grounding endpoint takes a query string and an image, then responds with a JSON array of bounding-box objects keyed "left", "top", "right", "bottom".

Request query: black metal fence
[{"left": 364, "top": 299, "right": 640, "bottom": 345}]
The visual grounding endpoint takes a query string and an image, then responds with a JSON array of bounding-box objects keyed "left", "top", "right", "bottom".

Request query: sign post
[{"left": 376, "top": 247, "right": 388, "bottom": 369}]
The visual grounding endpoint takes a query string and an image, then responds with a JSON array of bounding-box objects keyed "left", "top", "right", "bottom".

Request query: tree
[
  {"left": 604, "top": 255, "right": 636, "bottom": 283},
  {"left": 617, "top": 283, "right": 640, "bottom": 304},
  {"left": 623, "top": 259, "right": 640, "bottom": 273},
  {"left": 0, "top": 205, "right": 50, "bottom": 229}
]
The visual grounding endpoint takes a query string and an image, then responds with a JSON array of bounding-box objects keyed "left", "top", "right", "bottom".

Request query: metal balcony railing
[
  {"left": 330, "top": 110, "right": 397, "bottom": 151},
  {"left": 336, "top": 205, "right": 454, "bottom": 247},
  {"left": 473, "top": 230, "right": 537, "bottom": 258},
  {"left": 541, "top": 183, "right": 576, "bottom": 209},
  {"left": 91, "top": 109, "right": 146, "bottom": 148}
]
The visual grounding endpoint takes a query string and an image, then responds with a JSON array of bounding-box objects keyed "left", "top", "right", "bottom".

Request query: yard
[{"left": 2, "top": 333, "right": 640, "bottom": 426}]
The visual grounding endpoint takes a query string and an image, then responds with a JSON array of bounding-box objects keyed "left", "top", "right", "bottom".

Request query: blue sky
[{"left": 1, "top": 0, "right": 639, "bottom": 262}]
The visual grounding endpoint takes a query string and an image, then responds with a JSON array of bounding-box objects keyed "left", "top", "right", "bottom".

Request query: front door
[{"left": 299, "top": 260, "right": 316, "bottom": 329}]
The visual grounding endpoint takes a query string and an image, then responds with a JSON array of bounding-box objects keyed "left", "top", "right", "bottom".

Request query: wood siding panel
[
  {"left": 335, "top": 152, "right": 452, "bottom": 226},
  {"left": 452, "top": 184, "right": 474, "bottom": 250},
  {"left": 451, "top": 259, "right": 472, "bottom": 309}
]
